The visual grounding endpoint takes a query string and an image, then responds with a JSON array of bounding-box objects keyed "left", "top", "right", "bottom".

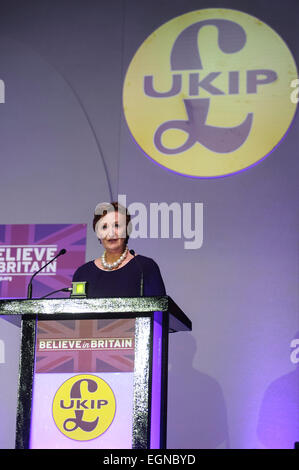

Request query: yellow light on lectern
[
  {"left": 76, "top": 284, "right": 84, "bottom": 294},
  {"left": 71, "top": 281, "right": 87, "bottom": 298}
]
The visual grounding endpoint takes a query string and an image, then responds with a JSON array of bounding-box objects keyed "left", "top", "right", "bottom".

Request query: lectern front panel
[{"left": 30, "top": 318, "right": 135, "bottom": 449}]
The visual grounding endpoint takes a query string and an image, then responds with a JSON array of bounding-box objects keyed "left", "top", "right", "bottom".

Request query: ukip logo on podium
[{"left": 52, "top": 374, "right": 116, "bottom": 441}]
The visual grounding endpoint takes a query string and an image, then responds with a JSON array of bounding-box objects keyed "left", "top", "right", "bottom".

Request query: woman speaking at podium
[{"left": 72, "top": 202, "right": 166, "bottom": 298}]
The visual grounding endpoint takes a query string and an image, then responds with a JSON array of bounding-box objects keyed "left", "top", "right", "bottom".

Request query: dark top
[{"left": 72, "top": 255, "right": 166, "bottom": 298}]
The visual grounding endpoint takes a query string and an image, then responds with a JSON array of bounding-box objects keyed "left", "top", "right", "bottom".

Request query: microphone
[
  {"left": 129, "top": 249, "right": 144, "bottom": 296},
  {"left": 40, "top": 287, "right": 72, "bottom": 299},
  {"left": 27, "top": 248, "right": 67, "bottom": 299}
]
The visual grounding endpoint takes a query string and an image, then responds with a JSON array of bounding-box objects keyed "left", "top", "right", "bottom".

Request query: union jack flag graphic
[
  {"left": 35, "top": 318, "right": 135, "bottom": 373},
  {"left": 0, "top": 224, "right": 86, "bottom": 299}
]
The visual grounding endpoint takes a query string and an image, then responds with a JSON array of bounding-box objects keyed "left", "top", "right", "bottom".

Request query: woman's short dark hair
[{"left": 93, "top": 202, "right": 131, "bottom": 244}]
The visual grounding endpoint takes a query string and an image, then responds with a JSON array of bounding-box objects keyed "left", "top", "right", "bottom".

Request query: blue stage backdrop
[{"left": 0, "top": 0, "right": 298, "bottom": 449}]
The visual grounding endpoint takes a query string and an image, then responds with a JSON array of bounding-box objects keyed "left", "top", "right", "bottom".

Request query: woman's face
[{"left": 96, "top": 211, "right": 127, "bottom": 253}]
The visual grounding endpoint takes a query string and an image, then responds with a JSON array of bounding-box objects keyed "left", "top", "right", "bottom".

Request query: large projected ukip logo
[{"left": 123, "top": 9, "right": 298, "bottom": 177}]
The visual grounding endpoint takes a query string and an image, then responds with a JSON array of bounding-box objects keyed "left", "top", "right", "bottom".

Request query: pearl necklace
[{"left": 101, "top": 245, "right": 128, "bottom": 270}]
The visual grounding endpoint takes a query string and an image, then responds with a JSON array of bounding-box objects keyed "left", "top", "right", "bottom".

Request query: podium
[{"left": 0, "top": 296, "right": 191, "bottom": 449}]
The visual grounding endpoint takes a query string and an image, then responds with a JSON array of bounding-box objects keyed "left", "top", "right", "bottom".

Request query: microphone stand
[
  {"left": 27, "top": 249, "right": 67, "bottom": 299},
  {"left": 40, "top": 287, "right": 72, "bottom": 299},
  {"left": 129, "top": 249, "right": 144, "bottom": 296}
]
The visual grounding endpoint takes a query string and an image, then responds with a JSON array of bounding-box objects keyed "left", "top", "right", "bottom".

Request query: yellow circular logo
[
  {"left": 52, "top": 374, "right": 116, "bottom": 441},
  {"left": 123, "top": 9, "right": 298, "bottom": 177}
]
